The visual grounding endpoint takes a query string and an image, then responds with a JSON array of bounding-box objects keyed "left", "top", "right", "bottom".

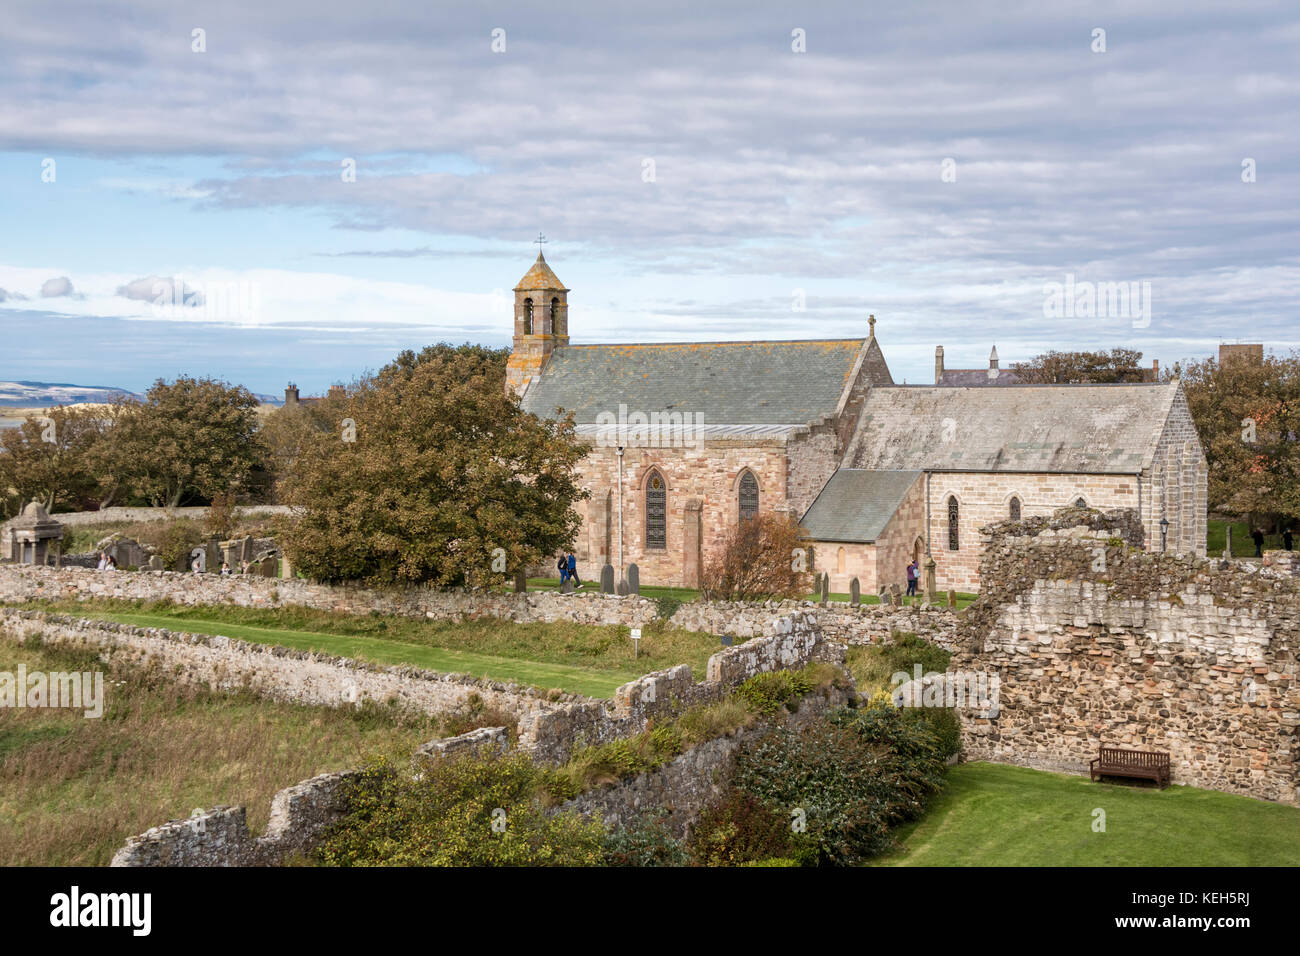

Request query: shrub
[
  {"left": 701, "top": 512, "right": 812, "bottom": 601},
  {"left": 602, "top": 812, "right": 689, "bottom": 867},
  {"left": 734, "top": 668, "right": 814, "bottom": 716},
  {"left": 655, "top": 594, "right": 684, "bottom": 621},
  {"left": 731, "top": 700, "right": 947, "bottom": 865},
  {"left": 687, "top": 790, "right": 801, "bottom": 866},
  {"left": 316, "top": 755, "right": 604, "bottom": 867},
  {"left": 134, "top": 519, "right": 205, "bottom": 569}
]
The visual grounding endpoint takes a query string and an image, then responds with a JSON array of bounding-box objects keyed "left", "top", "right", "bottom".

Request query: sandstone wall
[{"left": 948, "top": 510, "right": 1299, "bottom": 804}]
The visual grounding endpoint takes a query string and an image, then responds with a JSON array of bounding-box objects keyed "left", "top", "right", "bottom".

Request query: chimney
[
  {"left": 328, "top": 385, "right": 345, "bottom": 399},
  {"left": 935, "top": 346, "right": 945, "bottom": 384},
  {"left": 1152, "top": 358, "right": 1159, "bottom": 380},
  {"left": 284, "top": 383, "right": 299, "bottom": 406}
]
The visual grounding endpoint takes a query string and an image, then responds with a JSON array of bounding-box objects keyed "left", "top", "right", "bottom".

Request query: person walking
[
  {"left": 906, "top": 559, "right": 918, "bottom": 599},
  {"left": 1285, "top": 528, "right": 1294, "bottom": 552},
  {"left": 567, "top": 551, "right": 580, "bottom": 587},
  {"left": 1252, "top": 527, "right": 1265, "bottom": 557},
  {"left": 557, "top": 554, "right": 569, "bottom": 585}
]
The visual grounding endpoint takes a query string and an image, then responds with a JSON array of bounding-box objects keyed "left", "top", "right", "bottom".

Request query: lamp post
[{"left": 1160, "top": 516, "right": 1169, "bottom": 552}]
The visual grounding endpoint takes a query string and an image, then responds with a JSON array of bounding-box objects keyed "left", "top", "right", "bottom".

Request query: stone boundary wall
[
  {"left": 559, "top": 681, "right": 852, "bottom": 840},
  {"left": 0, "top": 564, "right": 961, "bottom": 644},
  {"left": 948, "top": 508, "right": 1300, "bottom": 805},
  {"left": 33, "top": 506, "right": 298, "bottom": 527},
  {"left": 110, "top": 770, "right": 358, "bottom": 867},
  {"left": 0, "top": 609, "right": 578, "bottom": 727}
]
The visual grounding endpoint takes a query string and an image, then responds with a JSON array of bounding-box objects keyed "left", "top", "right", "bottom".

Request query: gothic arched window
[
  {"left": 646, "top": 470, "right": 667, "bottom": 550},
  {"left": 836, "top": 547, "right": 846, "bottom": 574},
  {"left": 947, "top": 496, "right": 960, "bottom": 550},
  {"left": 1074, "top": 496, "right": 1087, "bottom": 509},
  {"left": 738, "top": 471, "right": 759, "bottom": 522},
  {"left": 550, "top": 297, "right": 559, "bottom": 334},
  {"left": 523, "top": 298, "right": 533, "bottom": 335},
  {"left": 1009, "top": 496, "right": 1021, "bottom": 521}
]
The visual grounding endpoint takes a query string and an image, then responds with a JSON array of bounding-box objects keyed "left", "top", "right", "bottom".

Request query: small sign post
[{"left": 630, "top": 627, "right": 641, "bottom": 659}]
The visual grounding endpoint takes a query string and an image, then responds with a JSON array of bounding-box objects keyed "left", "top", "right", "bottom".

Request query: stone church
[{"left": 506, "top": 252, "right": 1207, "bottom": 593}]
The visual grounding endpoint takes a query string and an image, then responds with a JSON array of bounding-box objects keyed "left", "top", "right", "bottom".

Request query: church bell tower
[{"left": 506, "top": 244, "right": 569, "bottom": 397}]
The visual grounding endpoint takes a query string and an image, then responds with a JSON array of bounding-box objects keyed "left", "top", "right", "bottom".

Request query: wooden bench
[{"left": 1089, "top": 746, "right": 1171, "bottom": 789}]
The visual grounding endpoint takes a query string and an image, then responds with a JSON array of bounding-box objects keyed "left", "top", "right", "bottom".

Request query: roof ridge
[{"left": 559, "top": 338, "right": 866, "bottom": 348}]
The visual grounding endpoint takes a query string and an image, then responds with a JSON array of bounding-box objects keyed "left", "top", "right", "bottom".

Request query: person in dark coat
[
  {"left": 567, "top": 551, "right": 580, "bottom": 587},
  {"left": 1252, "top": 528, "right": 1265, "bottom": 557},
  {"left": 1284, "top": 528, "right": 1294, "bottom": 552},
  {"left": 557, "top": 555, "right": 569, "bottom": 584}
]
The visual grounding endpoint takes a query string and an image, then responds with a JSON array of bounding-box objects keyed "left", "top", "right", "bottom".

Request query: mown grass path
[
  {"left": 876, "top": 762, "right": 1300, "bottom": 866},
  {"left": 73, "top": 611, "right": 641, "bottom": 698}
]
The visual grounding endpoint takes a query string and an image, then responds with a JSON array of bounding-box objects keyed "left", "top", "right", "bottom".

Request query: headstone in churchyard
[
  {"left": 924, "top": 557, "right": 937, "bottom": 604},
  {"left": 880, "top": 586, "right": 892, "bottom": 606},
  {"left": 281, "top": 554, "right": 293, "bottom": 579},
  {"left": 889, "top": 583, "right": 902, "bottom": 607},
  {"left": 257, "top": 555, "right": 277, "bottom": 577},
  {"left": 819, "top": 572, "right": 829, "bottom": 604},
  {"left": 617, "top": 576, "right": 629, "bottom": 596},
  {"left": 946, "top": 589, "right": 956, "bottom": 608},
  {"left": 513, "top": 569, "right": 527, "bottom": 593},
  {"left": 627, "top": 563, "right": 640, "bottom": 595},
  {"left": 148, "top": 555, "right": 164, "bottom": 572},
  {"left": 600, "top": 563, "right": 615, "bottom": 594},
  {"left": 1224, "top": 524, "right": 1232, "bottom": 560},
  {"left": 560, "top": 577, "right": 574, "bottom": 594},
  {"left": 241, "top": 536, "right": 254, "bottom": 563},
  {"left": 205, "top": 537, "right": 221, "bottom": 573},
  {"left": 849, "top": 577, "right": 860, "bottom": 605}
]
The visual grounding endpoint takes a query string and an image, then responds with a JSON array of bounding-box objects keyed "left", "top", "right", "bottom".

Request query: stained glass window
[{"left": 646, "top": 471, "right": 666, "bottom": 549}]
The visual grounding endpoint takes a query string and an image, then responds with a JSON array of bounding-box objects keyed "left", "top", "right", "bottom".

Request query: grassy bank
[
  {"left": 876, "top": 762, "right": 1300, "bottom": 866},
  {"left": 11, "top": 598, "right": 721, "bottom": 698},
  {"left": 0, "top": 639, "right": 452, "bottom": 866}
]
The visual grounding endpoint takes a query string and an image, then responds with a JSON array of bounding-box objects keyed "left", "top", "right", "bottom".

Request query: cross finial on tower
[
  {"left": 533, "top": 232, "right": 548, "bottom": 248},
  {"left": 868, "top": 314, "right": 876, "bottom": 336}
]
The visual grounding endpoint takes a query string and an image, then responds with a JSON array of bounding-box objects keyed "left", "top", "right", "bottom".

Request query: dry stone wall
[{"left": 948, "top": 508, "right": 1300, "bottom": 804}]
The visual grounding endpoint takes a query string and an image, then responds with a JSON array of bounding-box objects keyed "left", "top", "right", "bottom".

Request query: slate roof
[
  {"left": 843, "top": 383, "right": 1180, "bottom": 474},
  {"left": 521, "top": 339, "right": 872, "bottom": 425},
  {"left": 799, "top": 469, "right": 922, "bottom": 543},
  {"left": 937, "top": 367, "right": 1023, "bottom": 386}
]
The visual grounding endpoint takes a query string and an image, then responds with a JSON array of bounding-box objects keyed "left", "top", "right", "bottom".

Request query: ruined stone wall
[
  {"left": 949, "top": 509, "right": 1299, "bottom": 804},
  {"left": 47, "top": 506, "right": 296, "bottom": 527}
]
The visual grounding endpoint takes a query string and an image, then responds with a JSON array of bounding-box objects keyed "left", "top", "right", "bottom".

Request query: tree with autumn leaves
[
  {"left": 1178, "top": 352, "right": 1300, "bottom": 522},
  {"left": 277, "top": 344, "right": 588, "bottom": 588}
]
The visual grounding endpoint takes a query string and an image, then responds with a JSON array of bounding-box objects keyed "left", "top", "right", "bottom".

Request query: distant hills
[
  {"left": 0, "top": 381, "right": 281, "bottom": 407},
  {"left": 0, "top": 380, "right": 142, "bottom": 407}
]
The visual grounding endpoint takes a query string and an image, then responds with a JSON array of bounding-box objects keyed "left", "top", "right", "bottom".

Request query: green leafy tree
[
  {"left": 1178, "top": 352, "right": 1300, "bottom": 518},
  {"left": 1011, "top": 347, "right": 1149, "bottom": 384},
  {"left": 0, "top": 405, "right": 109, "bottom": 514},
  {"left": 279, "top": 344, "right": 588, "bottom": 587},
  {"left": 113, "top": 377, "right": 264, "bottom": 508}
]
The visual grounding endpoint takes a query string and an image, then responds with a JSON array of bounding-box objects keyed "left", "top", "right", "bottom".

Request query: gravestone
[
  {"left": 147, "top": 555, "right": 164, "bottom": 571},
  {"left": 889, "top": 583, "right": 903, "bottom": 607},
  {"left": 880, "top": 586, "right": 892, "bottom": 606},
  {"left": 924, "top": 557, "right": 937, "bottom": 604},
  {"left": 513, "top": 569, "right": 527, "bottom": 593},
  {"left": 560, "top": 577, "right": 574, "bottom": 594},
  {"left": 849, "top": 577, "right": 860, "bottom": 606},
  {"left": 627, "top": 563, "right": 640, "bottom": 595},
  {"left": 257, "top": 555, "right": 278, "bottom": 577},
  {"left": 600, "top": 563, "right": 615, "bottom": 595},
  {"left": 946, "top": 589, "right": 956, "bottom": 608},
  {"left": 1224, "top": 525, "right": 1232, "bottom": 560},
  {"left": 241, "top": 536, "right": 254, "bottom": 563},
  {"left": 819, "top": 572, "right": 829, "bottom": 604},
  {"left": 280, "top": 554, "right": 294, "bottom": 579},
  {"left": 204, "top": 537, "right": 222, "bottom": 573}
]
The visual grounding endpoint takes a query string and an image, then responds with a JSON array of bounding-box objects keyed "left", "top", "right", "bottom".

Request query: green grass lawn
[
  {"left": 1207, "top": 518, "right": 1296, "bottom": 557},
  {"left": 15, "top": 598, "right": 721, "bottom": 699},
  {"left": 877, "top": 762, "right": 1300, "bottom": 866}
]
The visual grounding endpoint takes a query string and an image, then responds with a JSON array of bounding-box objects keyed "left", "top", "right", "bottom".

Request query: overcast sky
[{"left": 1, "top": 0, "right": 1296, "bottom": 395}]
